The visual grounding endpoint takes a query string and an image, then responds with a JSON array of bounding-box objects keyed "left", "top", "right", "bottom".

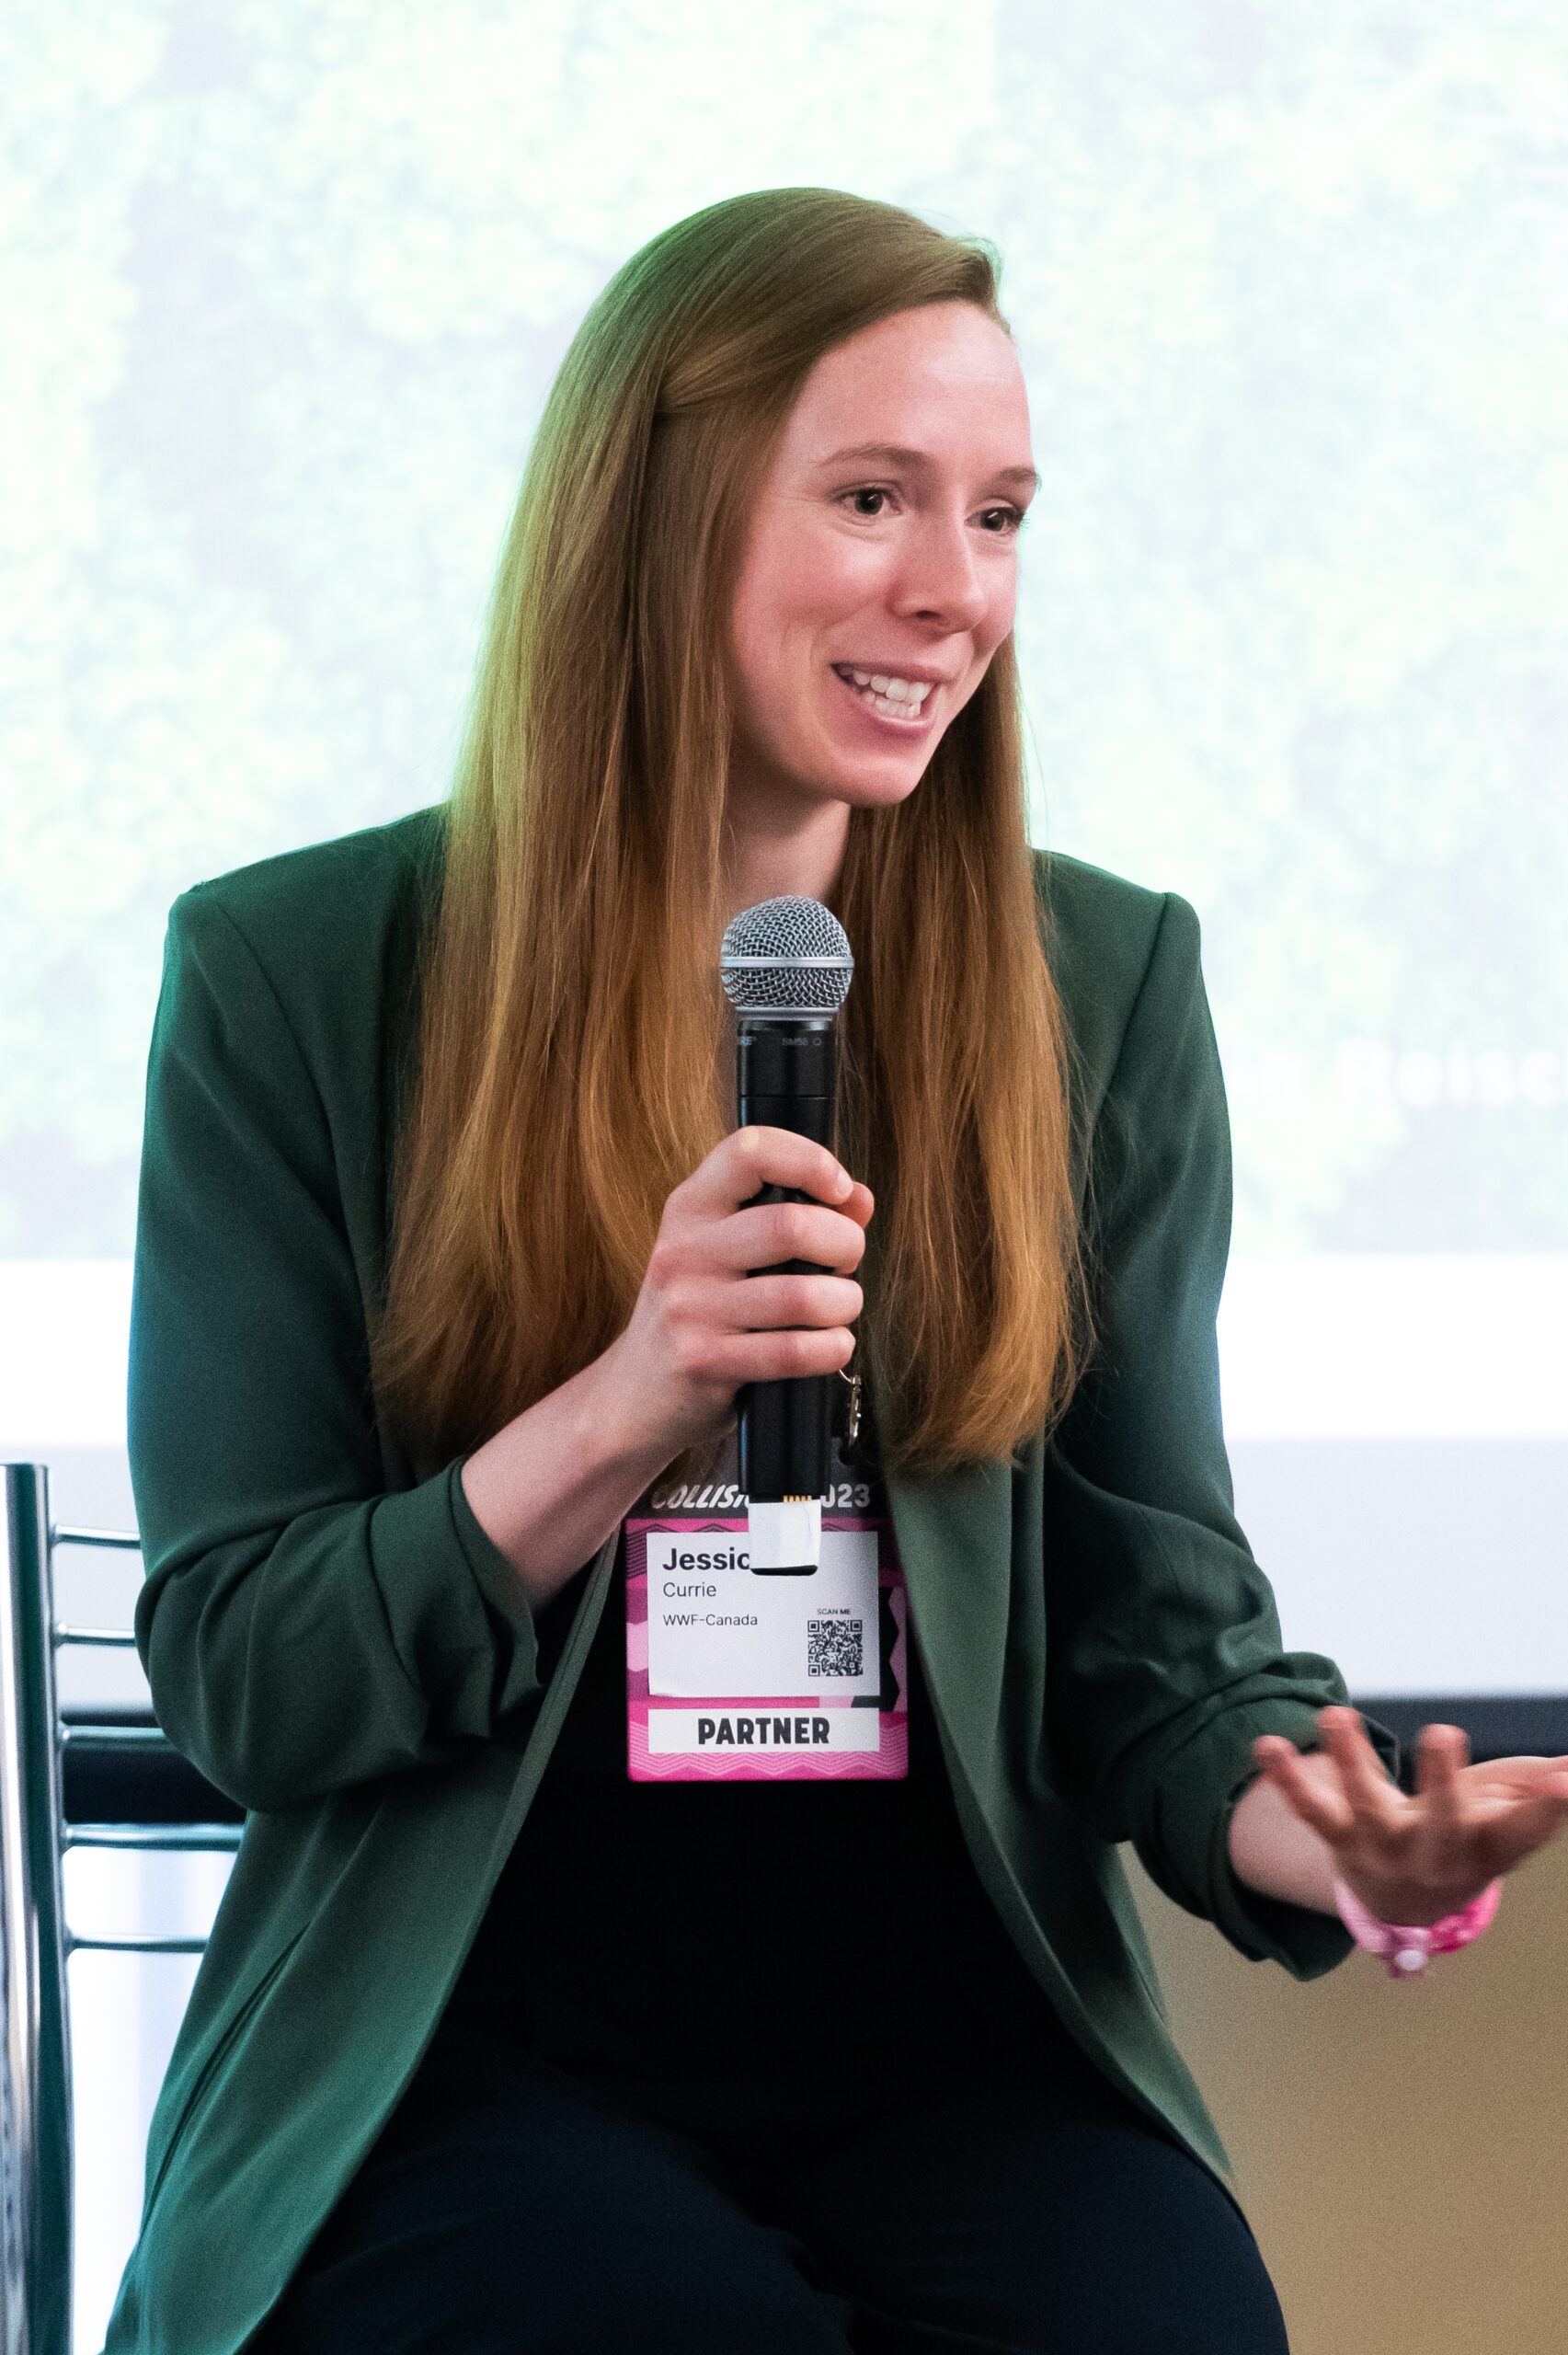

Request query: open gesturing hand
[{"left": 1253, "top": 1706, "right": 1568, "bottom": 1928}]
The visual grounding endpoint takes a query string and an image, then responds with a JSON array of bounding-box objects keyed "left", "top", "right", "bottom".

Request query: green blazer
[{"left": 102, "top": 803, "right": 1378, "bottom": 2354}]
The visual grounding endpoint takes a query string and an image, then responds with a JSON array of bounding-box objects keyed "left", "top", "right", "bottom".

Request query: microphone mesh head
[{"left": 719, "top": 895, "right": 853, "bottom": 1015}]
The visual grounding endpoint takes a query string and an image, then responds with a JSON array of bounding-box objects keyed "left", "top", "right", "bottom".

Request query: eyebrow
[{"left": 815, "top": 441, "right": 1039, "bottom": 492}]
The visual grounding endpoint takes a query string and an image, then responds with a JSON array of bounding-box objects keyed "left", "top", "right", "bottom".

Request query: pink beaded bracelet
[{"left": 1332, "top": 1874, "right": 1502, "bottom": 1980}]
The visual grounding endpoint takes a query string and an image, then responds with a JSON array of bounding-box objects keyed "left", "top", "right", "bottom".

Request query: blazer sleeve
[
  {"left": 1043, "top": 890, "right": 1400, "bottom": 1976},
  {"left": 128, "top": 886, "right": 550, "bottom": 1814}
]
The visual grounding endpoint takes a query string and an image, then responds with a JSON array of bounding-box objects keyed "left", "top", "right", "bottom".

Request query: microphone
[{"left": 719, "top": 894, "right": 855, "bottom": 1575}]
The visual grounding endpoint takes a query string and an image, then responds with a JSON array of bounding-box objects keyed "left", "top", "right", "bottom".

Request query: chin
[{"left": 839, "top": 775, "right": 924, "bottom": 813}]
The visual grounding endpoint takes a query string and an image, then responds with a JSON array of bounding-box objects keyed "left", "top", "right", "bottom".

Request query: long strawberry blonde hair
[{"left": 370, "top": 187, "right": 1096, "bottom": 1491}]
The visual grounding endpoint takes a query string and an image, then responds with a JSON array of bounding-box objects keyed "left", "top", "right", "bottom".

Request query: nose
[{"left": 888, "top": 507, "right": 995, "bottom": 638}]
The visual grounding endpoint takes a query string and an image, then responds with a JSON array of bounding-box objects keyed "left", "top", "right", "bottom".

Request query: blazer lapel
[{"left": 884, "top": 1455, "right": 1020, "bottom": 1783}]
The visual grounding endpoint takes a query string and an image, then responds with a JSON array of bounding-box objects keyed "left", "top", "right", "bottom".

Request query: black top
[{"left": 436, "top": 1411, "right": 1077, "bottom": 2100}]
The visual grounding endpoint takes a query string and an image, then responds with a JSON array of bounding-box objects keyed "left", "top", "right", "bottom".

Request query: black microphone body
[{"left": 736, "top": 1014, "right": 839, "bottom": 1572}]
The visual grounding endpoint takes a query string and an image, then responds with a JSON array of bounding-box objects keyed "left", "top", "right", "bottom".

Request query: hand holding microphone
[
  {"left": 606, "top": 1126, "right": 873, "bottom": 1466},
  {"left": 605, "top": 890, "right": 863, "bottom": 1571}
]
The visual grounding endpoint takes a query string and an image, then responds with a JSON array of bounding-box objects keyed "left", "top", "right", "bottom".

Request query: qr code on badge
[{"left": 807, "top": 1616, "right": 864, "bottom": 1678}]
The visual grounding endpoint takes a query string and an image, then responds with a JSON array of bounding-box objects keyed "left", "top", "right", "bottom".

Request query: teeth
[{"left": 842, "top": 668, "right": 931, "bottom": 704}]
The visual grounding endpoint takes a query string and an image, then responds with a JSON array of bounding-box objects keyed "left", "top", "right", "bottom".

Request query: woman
[{"left": 104, "top": 189, "right": 1568, "bottom": 2355}]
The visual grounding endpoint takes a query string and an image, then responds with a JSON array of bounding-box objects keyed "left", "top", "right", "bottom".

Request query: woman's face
[{"left": 724, "top": 300, "right": 1036, "bottom": 841}]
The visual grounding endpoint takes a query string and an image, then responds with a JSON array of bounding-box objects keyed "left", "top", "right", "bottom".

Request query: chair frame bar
[
  {"left": 2, "top": 1462, "right": 236, "bottom": 2355},
  {"left": 2, "top": 1462, "right": 72, "bottom": 2355}
]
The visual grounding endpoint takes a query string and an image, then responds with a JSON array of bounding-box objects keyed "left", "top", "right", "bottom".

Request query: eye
[{"left": 836, "top": 488, "right": 1026, "bottom": 534}]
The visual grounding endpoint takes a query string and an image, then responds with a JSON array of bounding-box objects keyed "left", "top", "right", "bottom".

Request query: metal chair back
[{"left": 1, "top": 1461, "right": 242, "bottom": 2355}]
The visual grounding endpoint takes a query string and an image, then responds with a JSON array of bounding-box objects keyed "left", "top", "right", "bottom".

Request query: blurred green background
[{"left": 4, "top": 0, "right": 1564, "bottom": 1269}]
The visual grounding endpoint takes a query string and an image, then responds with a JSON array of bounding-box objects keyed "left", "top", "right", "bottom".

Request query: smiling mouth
[{"left": 830, "top": 665, "right": 936, "bottom": 725}]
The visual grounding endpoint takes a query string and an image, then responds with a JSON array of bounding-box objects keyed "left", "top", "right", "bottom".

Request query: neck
[{"left": 718, "top": 796, "right": 850, "bottom": 933}]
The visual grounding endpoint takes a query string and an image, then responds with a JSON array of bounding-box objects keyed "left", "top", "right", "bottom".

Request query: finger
[
  {"left": 1413, "top": 1722, "right": 1470, "bottom": 1832},
  {"left": 723, "top": 1129, "right": 857, "bottom": 1215},
  {"left": 1479, "top": 1758, "right": 1568, "bottom": 1800},
  {"left": 1317, "top": 1707, "right": 1403, "bottom": 1830},
  {"left": 1254, "top": 1737, "right": 1356, "bottom": 1844},
  {"left": 1475, "top": 1789, "right": 1568, "bottom": 1878}
]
